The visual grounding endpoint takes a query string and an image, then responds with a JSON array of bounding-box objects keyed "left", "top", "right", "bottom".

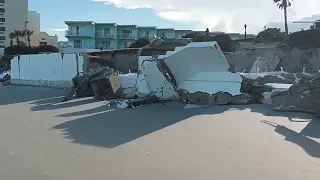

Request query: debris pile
[
  {"left": 132, "top": 40, "right": 277, "bottom": 107},
  {"left": 0, "top": 73, "right": 10, "bottom": 82},
  {"left": 64, "top": 66, "right": 122, "bottom": 101},
  {"left": 271, "top": 74, "right": 320, "bottom": 117},
  {"left": 66, "top": 38, "right": 320, "bottom": 117}
]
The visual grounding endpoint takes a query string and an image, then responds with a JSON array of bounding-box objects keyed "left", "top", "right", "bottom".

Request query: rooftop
[
  {"left": 64, "top": 21, "right": 95, "bottom": 25},
  {"left": 137, "top": 26, "right": 157, "bottom": 29},
  {"left": 95, "top": 23, "right": 117, "bottom": 26}
]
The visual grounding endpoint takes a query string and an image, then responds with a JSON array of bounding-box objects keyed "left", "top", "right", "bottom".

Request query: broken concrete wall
[
  {"left": 158, "top": 41, "right": 245, "bottom": 105},
  {"left": 11, "top": 53, "right": 84, "bottom": 88},
  {"left": 118, "top": 73, "right": 138, "bottom": 95},
  {"left": 163, "top": 42, "right": 231, "bottom": 85},
  {"left": 267, "top": 73, "right": 320, "bottom": 117},
  {"left": 89, "top": 49, "right": 139, "bottom": 73},
  {"left": 138, "top": 56, "right": 178, "bottom": 100}
]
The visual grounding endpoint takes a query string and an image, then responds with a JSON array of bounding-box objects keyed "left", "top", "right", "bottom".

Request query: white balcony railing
[
  {"left": 138, "top": 34, "right": 154, "bottom": 39},
  {"left": 73, "top": 43, "right": 82, "bottom": 48},
  {"left": 73, "top": 43, "right": 95, "bottom": 49},
  {"left": 96, "top": 44, "right": 113, "bottom": 50},
  {"left": 95, "top": 31, "right": 115, "bottom": 38},
  {"left": 65, "top": 30, "right": 94, "bottom": 37},
  {"left": 119, "top": 33, "right": 135, "bottom": 39}
]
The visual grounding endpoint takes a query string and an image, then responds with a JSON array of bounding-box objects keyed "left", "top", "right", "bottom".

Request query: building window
[
  {"left": 39, "top": 42, "right": 48, "bottom": 46},
  {"left": 101, "top": 41, "right": 111, "bottom": 49},
  {"left": 0, "top": 45, "right": 5, "bottom": 48},
  {"left": 144, "top": 31, "right": 150, "bottom": 38},
  {"left": 0, "top": 0, "right": 4, "bottom": 3},
  {"left": 0, "top": 8, "right": 4, "bottom": 13},
  {"left": 0, "top": 18, "right": 4, "bottom": 22},
  {"left": 0, "top": 36, "right": 5, "bottom": 40},
  {"left": 73, "top": 39, "right": 82, "bottom": 48},
  {"left": 103, "top": 28, "right": 110, "bottom": 36},
  {"left": 0, "top": 27, "right": 5, "bottom": 31},
  {"left": 122, "top": 30, "right": 132, "bottom": 38}
]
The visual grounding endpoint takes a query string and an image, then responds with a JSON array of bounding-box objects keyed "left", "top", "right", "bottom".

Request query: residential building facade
[
  {"left": 3, "top": 0, "right": 28, "bottom": 48},
  {"left": 30, "top": 32, "right": 58, "bottom": 47},
  {"left": 64, "top": 21, "right": 255, "bottom": 50},
  {"left": 27, "top": 11, "right": 40, "bottom": 35}
]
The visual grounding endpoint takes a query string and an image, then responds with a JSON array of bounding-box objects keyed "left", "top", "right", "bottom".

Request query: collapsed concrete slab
[
  {"left": 162, "top": 42, "right": 231, "bottom": 86},
  {"left": 138, "top": 56, "right": 178, "bottom": 100},
  {"left": 240, "top": 72, "right": 298, "bottom": 85},
  {"left": 262, "top": 83, "right": 293, "bottom": 104},
  {"left": 128, "top": 41, "right": 302, "bottom": 107},
  {"left": 270, "top": 74, "right": 320, "bottom": 117},
  {"left": 157, "top": 41, "right": 247, "bottom": 106}
]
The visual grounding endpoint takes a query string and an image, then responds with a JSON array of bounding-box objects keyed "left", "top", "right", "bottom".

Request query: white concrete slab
[
  {"left": 163, "top": 41, "right": 230, "bottom": 86},
  {"left": 178, "top": 72, "right": 242, "bottom": 95},
  {"left": 141, "top": 60, "right": 178, "bottom": 100}
]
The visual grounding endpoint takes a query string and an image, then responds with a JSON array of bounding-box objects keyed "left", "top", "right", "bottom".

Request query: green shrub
[
  {"left": 4, "top": 45, "right": 59, "bottom": 55},
  {"left": 256, "top": 28, "right": 285, "bottom": 38},
  {"left": 182, "top": 32, "right": 236, "bottom": 52},
  {"left": 287, "top": 30, "right": 320, "bottom": 49},
  {"left": 129, "top": 38, "right": 150, "bottom": 48}
]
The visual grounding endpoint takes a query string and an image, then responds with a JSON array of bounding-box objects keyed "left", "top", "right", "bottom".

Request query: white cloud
[{"left": 93, "top": 0, "right": 320, "bottom": 34}]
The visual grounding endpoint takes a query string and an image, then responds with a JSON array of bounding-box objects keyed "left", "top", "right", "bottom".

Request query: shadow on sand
[
  {"left": 0, "top": 86, "right": 67, "bottom": 106},
  {"left": 49, "top": 102, "right": 320, "bottom": 159},
  {"left": 262, "top": 120, "right": 320, "bottom": 158}
]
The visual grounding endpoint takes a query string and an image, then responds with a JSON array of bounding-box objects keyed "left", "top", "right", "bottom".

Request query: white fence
[{"left": 11, "top": 53, "right": 84, "bottom": 88}]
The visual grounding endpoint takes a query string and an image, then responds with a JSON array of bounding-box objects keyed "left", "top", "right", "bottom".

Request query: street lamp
[
  {"left": 244, "top": 24, "right": 247, "bottom": 39},
  {"left": 24, "top": 21, "right": 29, "bottom": 43}
]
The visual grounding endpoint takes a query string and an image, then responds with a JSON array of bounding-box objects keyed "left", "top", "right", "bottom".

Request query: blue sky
[{"left": 29, "top": 0, "right": 320, "bottom": 41}]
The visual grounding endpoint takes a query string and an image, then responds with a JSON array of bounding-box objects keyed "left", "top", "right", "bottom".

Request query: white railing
[
  {"left": 95, "top": 31, "right": 115, "bottom": 38},
  {"left": 119, "top": 33, "right": 135, "bottom": 39},
  {"left": 73, "top": 43, "right": 82, "bottom": 48},
  {"left": 73, "top": 43, "right": 96, "bottom": 49},
  {"left": 96, "top": 44, "right": 113, "bottom": 50},
  {"left": 138, "top": 34, "right": 154, "bottom": 39},
  {"left": 65, "top": 30, "right": 94, "bottom": 37}
]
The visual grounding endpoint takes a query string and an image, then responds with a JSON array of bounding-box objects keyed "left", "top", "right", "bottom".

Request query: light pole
[
  {"left": 244, "top": 24, "right": 247, "bottom": 39},
  {"left": 24, "top": 21, "right": 29, "bottom": 44}
]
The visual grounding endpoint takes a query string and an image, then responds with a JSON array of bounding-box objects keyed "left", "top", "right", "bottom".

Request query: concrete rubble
[
  {"left": 271, "top": 73, "right": 320, "bottom": 117},
  {"left": 64, "top": 66, "right": 122, "bottom": 101},
  {"left": 123, "top": 40, "right": 278, "bottom": 107},
  {"left": 0, "top": 73, "right": 10, "bottom": 85},
  {"left": 64, "top": 38, "right": 320, "bottom": 116}
]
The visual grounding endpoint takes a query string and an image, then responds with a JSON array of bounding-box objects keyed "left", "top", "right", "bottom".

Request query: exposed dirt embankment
[{"left": 225, "top": 42, "right": 320, "bottom": 73}]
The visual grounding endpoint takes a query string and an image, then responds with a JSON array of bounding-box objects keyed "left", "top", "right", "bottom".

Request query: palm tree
[
  {"left": 13, "top": 30, "right": 23, "bottom": 45},
  {"left": 23, "top": 29, "right": 34, "bottom": 46},
  {"left": 273, "top": 0, "right": 293, "bottom": 35},
  {"left": 9, "top": 32, "right": 16, "bottom": 46}
]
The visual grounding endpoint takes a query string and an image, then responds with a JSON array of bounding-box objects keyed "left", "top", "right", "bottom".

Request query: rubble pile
[
  {"left": 135, "top": 41, "right": 277, "bottom": 107},
  {"left": 66, "top": 38, "right": 320, "bottom": 115},
  {"left": 65, "top": 66, "right": 122, "bottom": 101},
  {"left": 271, "top": 74, "right": 320, "bottom": 117}
]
